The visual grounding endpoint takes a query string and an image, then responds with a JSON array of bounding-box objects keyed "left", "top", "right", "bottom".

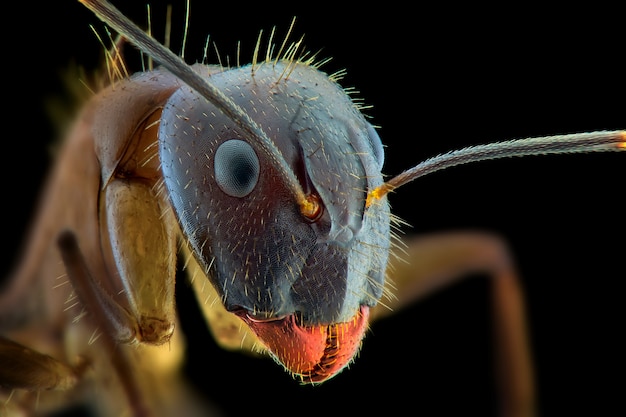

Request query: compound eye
[
  {"left": 366, "top": 123, "right": 385, "bottom": 171},
  {"left": 214, "top": 139, "right": 260, "bottom": 198}
]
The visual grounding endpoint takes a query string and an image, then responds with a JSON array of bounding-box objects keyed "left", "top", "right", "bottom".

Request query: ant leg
[
  {"left": 0, "top": 335, "right": 79, "bottom": 392},
  {"left": 57, "top": 230, "right": 152, "bottom": 417},
  {"left": 373, "top": 231, "right": 535, "bottom": 417}
]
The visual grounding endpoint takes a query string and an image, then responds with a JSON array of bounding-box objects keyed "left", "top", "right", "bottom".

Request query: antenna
[
  {"left": 79, "top": 0, "right": 309, "bottom": 211},
  {"left": 367, "top": 130, "right": 626, "bottom": 207}
]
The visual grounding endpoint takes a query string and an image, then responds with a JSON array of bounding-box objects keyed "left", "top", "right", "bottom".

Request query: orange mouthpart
[{"left": 237, "top": 306, "right": 369, "bottom": 383}]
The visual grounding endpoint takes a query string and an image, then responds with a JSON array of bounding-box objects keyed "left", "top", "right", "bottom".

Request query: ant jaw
[{"left": 234, "top": 306, "right": 370, "bottom": 383}]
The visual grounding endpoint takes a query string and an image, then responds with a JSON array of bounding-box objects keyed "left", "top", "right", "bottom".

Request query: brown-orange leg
[
  {"left": 0, "top": 231, "right": 151, "bottom": 416},
  {"left": 56, "top": 230, "right": 151, "bottom": 417},
  {"left": 372, "top": 231, "right": 535, "bottom": 417},
  {"left": 0, "top": 335, "right": 80, "bottom": 391}
]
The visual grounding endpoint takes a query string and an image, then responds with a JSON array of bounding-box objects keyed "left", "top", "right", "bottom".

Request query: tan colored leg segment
[
  {"left": 57, "top": 230, "right": 152, "bottom": 417},
  {"left": 373, "top": 231, "right": 535, "bottom": 417}
]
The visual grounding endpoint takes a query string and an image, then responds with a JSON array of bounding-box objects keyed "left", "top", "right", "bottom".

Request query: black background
[{"left": 3, "top": 1, "right": 624, "bottom": 416}]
